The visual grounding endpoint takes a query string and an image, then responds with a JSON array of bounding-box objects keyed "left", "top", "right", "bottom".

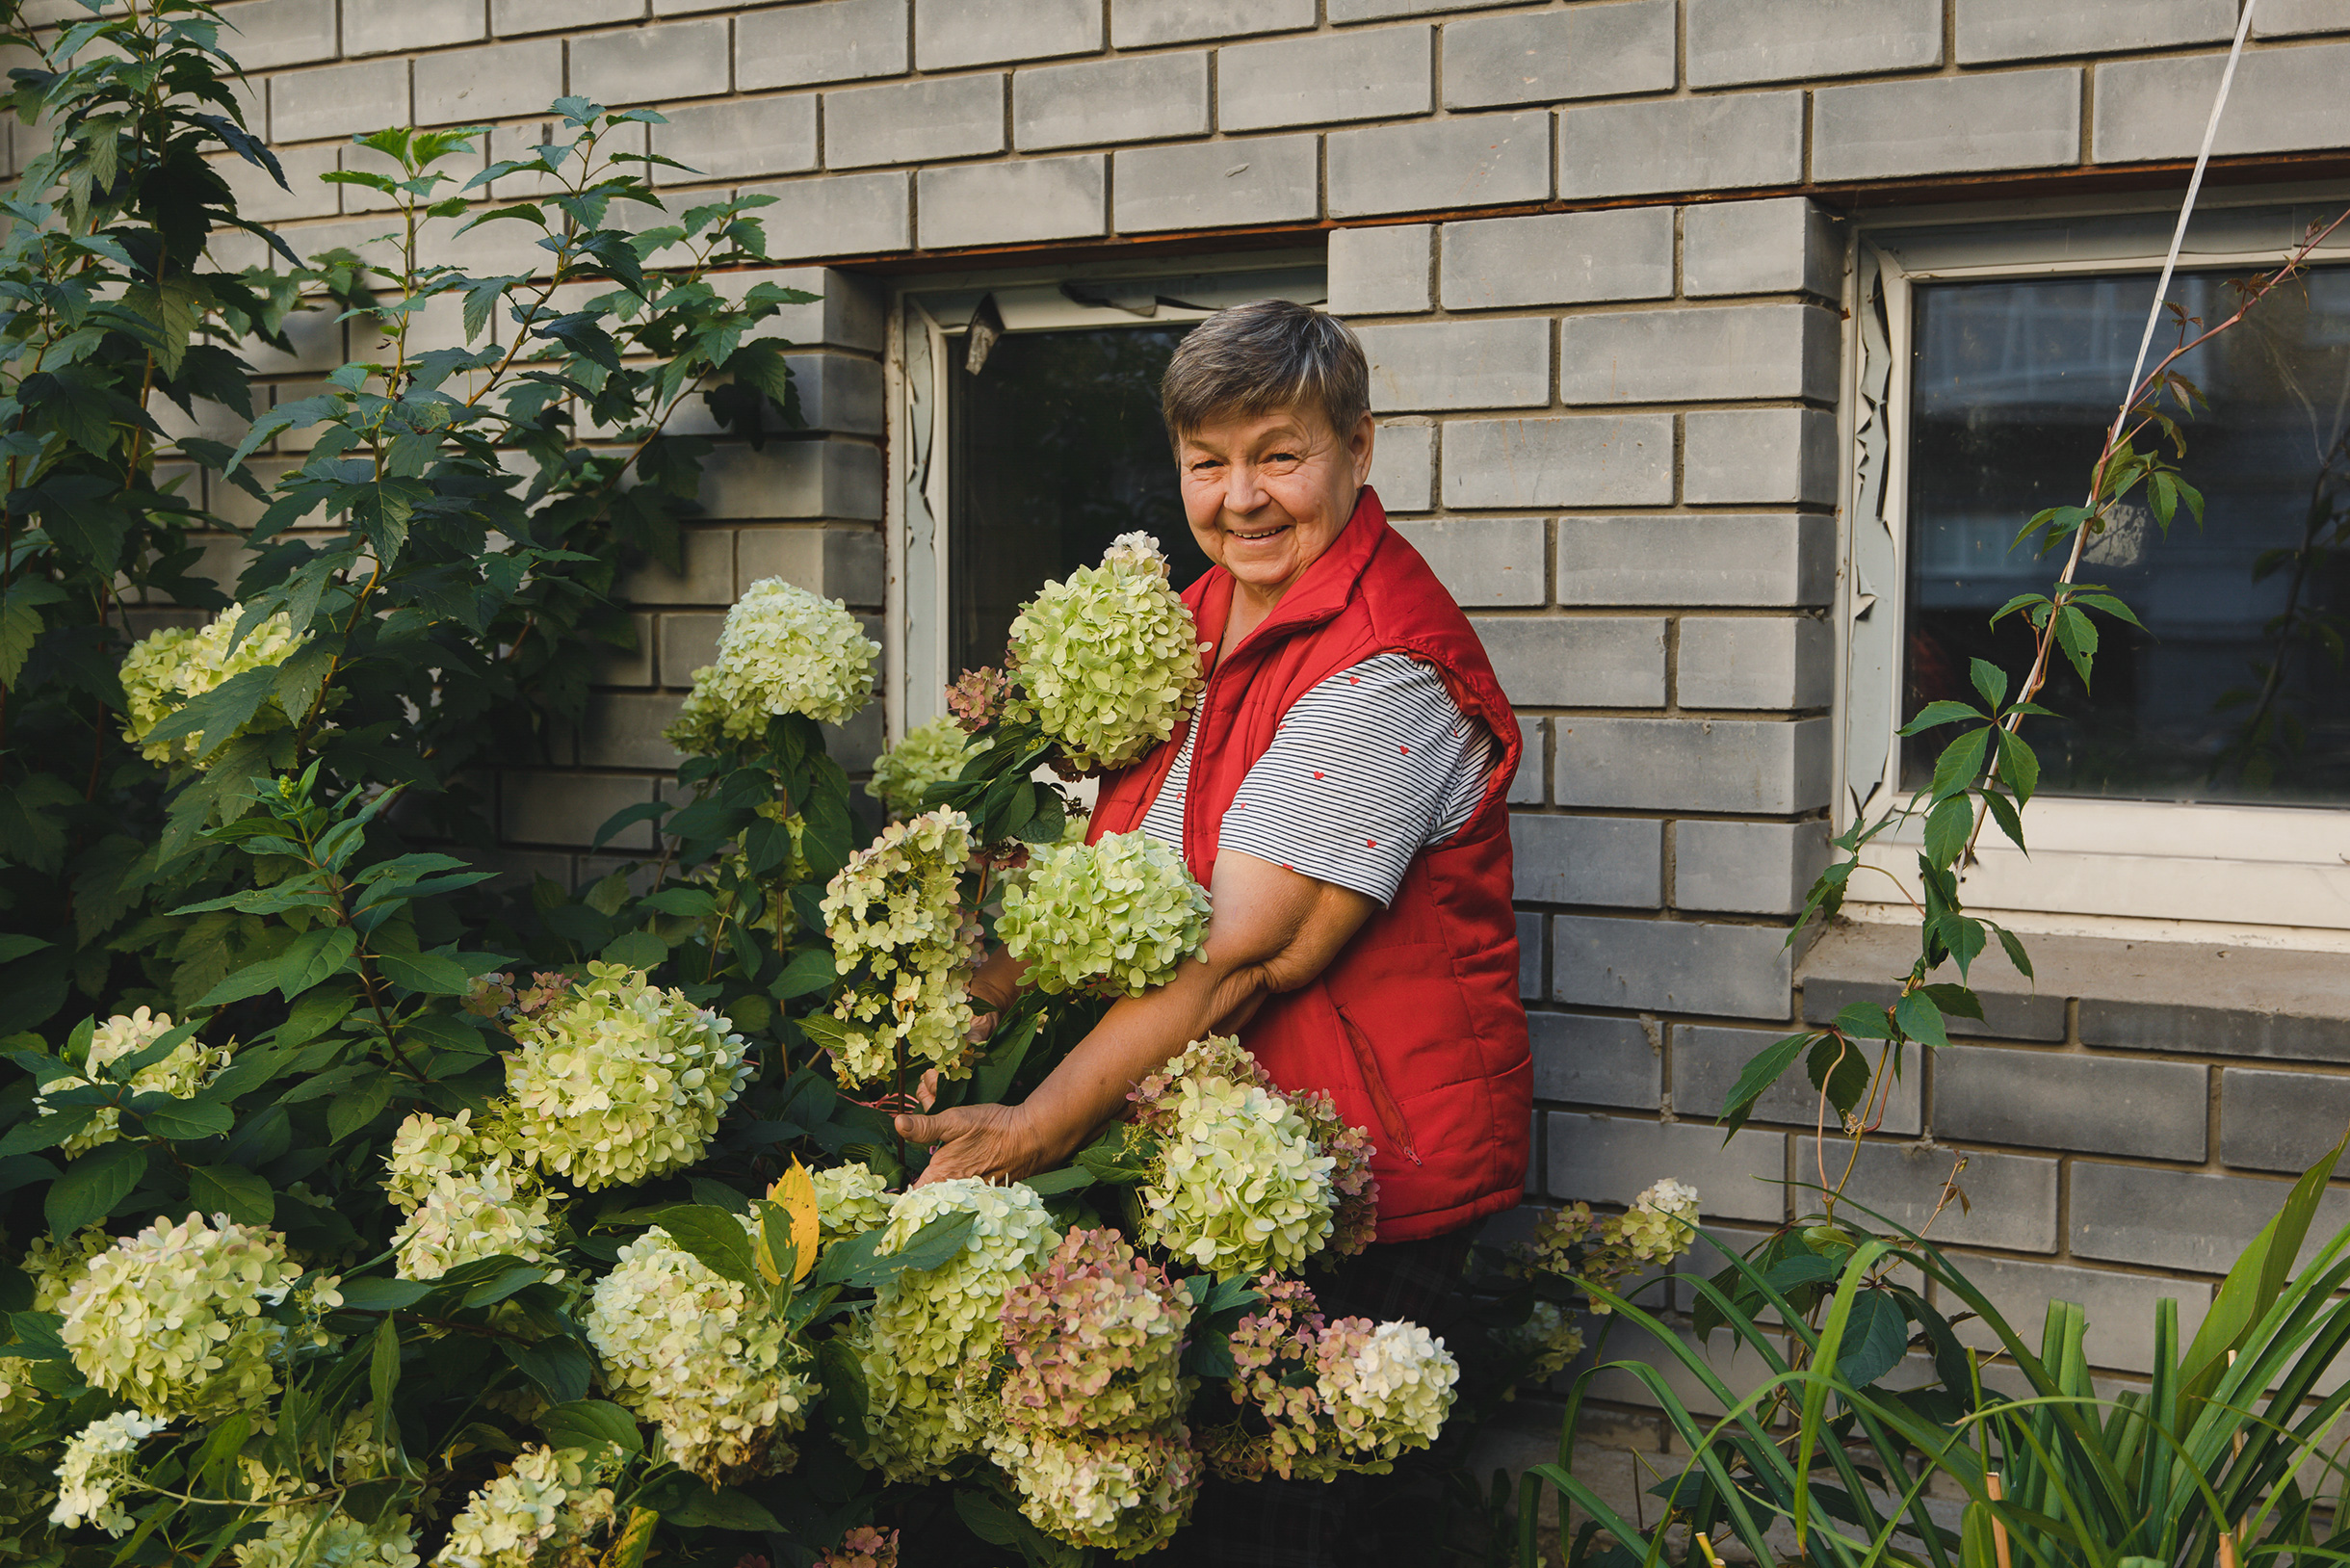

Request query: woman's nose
[{"left": 1224, "top": 461, "right": 1266, "bottom": 513}]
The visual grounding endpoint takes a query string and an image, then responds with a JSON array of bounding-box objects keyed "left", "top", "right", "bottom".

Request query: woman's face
[{"left": 1176, "top": 405, "right": 1376, "bottom": 607}]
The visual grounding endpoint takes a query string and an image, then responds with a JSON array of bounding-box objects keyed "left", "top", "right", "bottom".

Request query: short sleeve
[{"left": 1218, "top": 653, "right": 1498, "bottom": 905}]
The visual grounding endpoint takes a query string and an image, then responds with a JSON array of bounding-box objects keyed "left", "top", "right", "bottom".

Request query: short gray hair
[{"left": 1161, "top": 300, "right": 1370, "bottom": 450}]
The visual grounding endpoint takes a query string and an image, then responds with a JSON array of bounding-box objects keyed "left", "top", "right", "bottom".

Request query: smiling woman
[{"left": 894, "top": 301, "right": 1533, "bottom": 1568}]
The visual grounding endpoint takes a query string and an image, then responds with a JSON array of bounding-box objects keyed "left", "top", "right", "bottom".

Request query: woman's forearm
[{"left": 1009, "top": 954, "right": 1248, "bottom": 1165}]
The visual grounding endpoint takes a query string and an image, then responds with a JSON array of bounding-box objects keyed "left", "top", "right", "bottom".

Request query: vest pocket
[{"left": 1331, "top": 997, "right": 1423, "bottom": 1167}]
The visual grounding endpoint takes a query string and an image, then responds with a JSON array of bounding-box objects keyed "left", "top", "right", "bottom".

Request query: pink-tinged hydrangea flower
[
  {"left": 986, "top": 1422, "right": 1201, "bottom": 1559},
  {"left": 1285, "top": 1087, "right": 1378, "bottom": 1260},
  {"left": 999, "top": 1229, "right": 1192, "bottom": 1435},
  {"left": 1127, "top": 1037, "right": 1334, "bottom": 1280},
  {"left": 946, "top": 666, "right": 1015, "bottom": 733},
  {"left": 816, "top": 1527, "right": 898, "bottom": 1568}
]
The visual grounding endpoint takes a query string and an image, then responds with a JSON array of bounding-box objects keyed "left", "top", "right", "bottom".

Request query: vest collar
[{"left": 1189, "top": 486, "right": 1391, "bottom": 667}]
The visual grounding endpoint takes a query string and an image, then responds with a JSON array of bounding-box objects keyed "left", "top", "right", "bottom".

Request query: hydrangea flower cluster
[
  {"left": 820, "top": 809, "right": 980, "bottom": 1086},
  {"left": 847, "top": 1318, "right": 998, "bottom": 1483},
  {"left": 24, "top": 1225, "right": 115, "bottom": 1311},
  {"left": 666, "top": 577, "right": 878, "bottom": 749},
  {"left": 1285, "top": 1088, "right": 1379, "bottom": 1261},
  {"left": 997, "top": 830, "right": 1211, "bottom": 997},
  {"left": 234, "top": 1511, "right": 423, "bottom": 1568},
  {"left": 1006, "top": 533, "right": 1206, "bottom": 772},
  {"left": 48, "top": 1411, "right": 164, "bottom": 1534},
  {"left": 1617, "top": 1178, "right": 1701, "bottom": 1261},
  {"left": 998, "top": 1229, "right": 1192, "bottom": 1433},
  {"left": 1131, "top": 1037, "right": 1336, "bottom": 1280},
  {"left": 811, "top": 1161, "right": 894, "bottom": 1250},
  {"left": 119, "top": 608, "right": 311, "bottom": 764},
  {"left": 391, "top": 1163, "right": 558, "bottom": 1282},
  {"left": 1312, "top": 1319, "right": 1458, "bottom": 1470},
  {"left": 434, "top": 1445, "right": 620, "bottom": 1568},
  {"left": 57, "top": 1212, "right": 312, "bottom": 1419},
  {"left": 817, "top": 1527, "right": 900, "bottom": 1568},
  {"left": 1508, "top": 1179, "right": 1701, "bottom": 1317},
  {"left": 1495, "top": 1299, "right": 1584, "bottom": 1389},
  {"left": 945, "top": 665, "right": 1014, "bottom": 732},
  {"left": 986, "top": 1422, "right": 1201, "bottom": 1560},
  {"left": 583, "top": 1220, "right": 814, "bottom": 1481},
  {"left": 383, "top": 1109, "right": 515, "bottom": 1212},
  {"left": 37, "top": 1008, "right": 230, "bottom": 1158},
  {"left": 502, "top": 963, "right": 749, "bottom": 1190},
  {"left": 867, "top": 716, "right": 978, "bottom": 818}
]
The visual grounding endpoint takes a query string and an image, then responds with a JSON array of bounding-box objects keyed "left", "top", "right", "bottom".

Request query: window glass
[
  {"left": 1904, "top": 264, "right": 2350, "bottom": 802},
  {"left": 946, "top": 327, "right": 1210, "bottom": 677}
]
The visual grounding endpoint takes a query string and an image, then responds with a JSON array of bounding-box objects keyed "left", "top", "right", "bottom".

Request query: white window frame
[
  {"left": 1837, "top": 195, "right": 2350, "bottom": 952},
  {"left": 882, "top": 253, "right": 1325, "bottom": 741}
]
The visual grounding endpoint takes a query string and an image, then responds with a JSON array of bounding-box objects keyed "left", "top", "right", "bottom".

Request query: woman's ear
[{"left": 1346, "top": 411, "right": 1377, "bottom": 488}]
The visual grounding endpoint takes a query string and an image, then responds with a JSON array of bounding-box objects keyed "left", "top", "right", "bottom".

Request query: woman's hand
[{"left": 896, "top": 1102, "right": 1058, "bottom": 1187}]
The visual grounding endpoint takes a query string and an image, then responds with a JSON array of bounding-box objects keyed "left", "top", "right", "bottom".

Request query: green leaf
[
  {"left": 196, "top": 954, "right": 291, "bottom": 1007},
  {"left": 374, "top": 949, "right": 476, "bottom": 995},
  {"left": 770, "top": 947, "right": 836, "bottom": 1001},
  {"left": 136, "top": 1098, "right": 234, "bottom": 1140},
  {"left": 1897, "top": 700, "right": 1984, "bottom": 737},
  {"left": 1892, "top": 991, "right": 1949, "bottom": 1049},
  {"left": 1994, "top": 729, "right": 2040, "bottom": 806},
  {"left": 1922, "top": 794, "right": 1974, "bottom": 871},
  {"left": 1928, "top": 726, "right": 1990, "bottom": 803},
  {"left": 46, "top": 1141, "right": 145, "bottom": 1236},
  {"left": 325, "top": 1073, "right": 393, "bottom": 1143},
  {"left": 1714, "top": 1030, "right": 1810, "bottom": 1139},
  {"left": 0, "top": 1106, "right": 93, "bottom": 1157},
  {"left": 601, "top": 928, "right": 668, "bottom": 969},
  {"left": 368, "top": 1314, "right": 402, "bottom": 1431},
  {"left": 275, "top": 926, "right": 359, "bottom": 1001},
  {"left": 538, "top": 1399, "right": 643, "bottom": 1458},
  {"left": 338, "top": 1276, "right": 434, "bottom": 1312},
  {"left": 498, "top": 1335, "right": 592, "bottom": 1405},
  {"left": 649, "top": 1205, "right": 759, "bottom": 1288},
  {"left": 1967, "top": 659, "right": 2008, "bottom": 714},
  {"left": 2178, "top": 1126, "right": 2348, "bottom": 1409},
  {"left": 1806, "top": 1032, "right": 1869, "bottom": 1117},
  {"left": 1831, "top": 1002, "right": 1893, "bottom": 1041},
  {"left": 187, "top": 1163, "right": 274, "bottom": 1225},
  {"left": 1981, "top": 789, "right": 2027, "bottom": 854},
  {"left": 1834, "top": 1290, "right": 1911, "bottom": 1389},
  {"left": 2054, "top": 604, "right": 2099, "bottom": 690},
  {"left": 1022, "top": 1165, "right": 1095, "bottom": 1197},
  {"left": 2076, "top": 592, "right": 2147, "bottom": 632},
  {"left": 665, "top": 1482, "right": 781, "bottom": 1532},
  {"left": 1992, "top": 922, "right": 2035, "bottom": 980}
]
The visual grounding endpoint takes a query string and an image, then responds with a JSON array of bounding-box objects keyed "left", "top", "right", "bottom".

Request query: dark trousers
[{"left": 1167, "top": 1226, "right": 1479, "bottom": 1568}]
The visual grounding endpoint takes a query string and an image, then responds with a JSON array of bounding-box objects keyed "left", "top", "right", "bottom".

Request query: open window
[
  {"left": 890, "top": 259, "right": 1325, "bottom": 731},
  {"left": 1841, "top": 202, "right": 2350, "bottom": 947}
]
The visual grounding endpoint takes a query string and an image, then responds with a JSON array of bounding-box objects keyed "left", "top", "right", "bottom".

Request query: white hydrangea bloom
[
  {"left": 665, "top": 577, "right": 878, "bottom": 749},
  {"left": 391, "top": 1163, "right": 557, "bottom": 1282},
  {"left": 119, "top": 608, "right": 310, "bottom": 764},
  {"left": 504, "top": 963, "right": 749, "bottom": 1191},
  {"left": 49, "top": 1410, "right": 164, "bottom": 1534},
  {"left": 235, "top": 1510, "right": 423, "bottom": 1568},
  {"left": 1007, "top": 534, "right": 1206, "bottom": 772},
  {"left": 58, "top": 1212, "right": 306, "bottom": 1419},
  {"left": 868, "top": 1178, "right": 1060, "bottom": 1379},
  {"left": 867, "top": 716, "right": 979, "bottom": 818},
  {"left": 997, "top": 830, "right": 1210, "bottom": 997},
  {"left": 383, "top": 1109, "right": 514, "bottom": 1212},
  {"left": 433, "top": 1445, "right": 618, "bottom": 1568},
  {"left": 1318, "top": 1320, "right": 1458, "bottom": 1467},
  {"left": 583, "top": 1220, "right": 813, "bottom": 1482},
  {"left": 820, "top": 809, "right": 980, "bottom": 1087},
  {"left": 1616, "top": 1178, "right": 1700, "bottom": 1262},
  {"left": 811, "top": 1161, "right": 894, "bottom": 1250},
  {"left": 987, "top": 1422, "right": 1201, "bottom": 1559},
  {"left": 36, "top": 1008, "right": 228, "bottom": 1158},
  {"left": 1137, "top": 1040, "right": 1336, "bottom": 1281}
]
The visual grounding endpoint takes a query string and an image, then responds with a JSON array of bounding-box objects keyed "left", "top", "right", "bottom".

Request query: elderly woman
[{"left": 898, "top": 301, "right": 1531, "bottom": 1562}]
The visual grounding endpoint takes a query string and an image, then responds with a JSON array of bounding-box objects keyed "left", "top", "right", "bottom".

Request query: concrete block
[
  {"left": 2094, "top": 42, "right": 2350, "bottom": 163},
  {"left": 1558, "top": 516, "right": 1834, "bottom": 609},
  {"left": 1814, "top": 70, "right": 2082, "bottom": 182},
  {"left": 571, "top": 20, "right": 731, "bottom": 108},
  {"left": 659, "top": 613, "right": 724, "bottom": 680},
  {"left": 1559, "top": 92, "right": 1804, "bottom": 201},
  {"left": 1510, "top": 717, "right": 1546, "bottom": 805},
  {"left": 1800, "top": 930, "right": 2065, "bottom": 1044},
  {"left": 579, "top": 693, "right": 686, "bottom": 771},
  {"left": 2072, "top": 1162, "right": 2350, "bottom": 1273},
  {"left": 1513, "top": 814, "right": 1663, "bottom": 908},
  {"left": 739, "top": 172, "right": 911, "bottom": 259},
  {"left": 502, "top": 771, "right": 656, "bottom": 849},
  {"left": 776, "top": 352, "right": 885, "bottom": 436},
  {"left": 1674, "top": 819, "right": 1832, "bottom": 918},
  {"left": 698, "top": 439, "right": 885, "bottom": 520},
  {"left": 595, "top": 613, "right": 656, "bottom": 688},
  {"left": 1679, "top": 616, "right": 1834, "bottom": 710},
  {"left": 1329, "top": 223, "right": 1433, "bottom": 316},
  {"left": 1440, "top": 209, "right": 1673, "bottom": 311},
  {"left": 1328, "top": 111, "right": 1551, "bottom": 220},
  {"left": 915, "top": 0, "right": 1101, "bottom": 68},
  {"left": 918, "top": 156, "right": 1106, "bottom": 248},
  {"left": 1368, "top": 420, "right": 1434, "bottom": 511},
  {"left": 1531, "top": 1012, "right": 1662, "bottom": 1111},
  {"left": 212, "top": 143, "right": 337, "bottom": 224},
  {"left": 736, "top": 526, "right": 886, "bottom": 605},
  {"left": 1519, "top": 912, "right": 1544, "bottom": 1000},
  {"left": 1959, "top": 0, "right": 2235, "bottom": 62},
  {"left": 1392, "top": 516, "right": 1543, "bottom": 607},
  {"left": 722, "top": 266, "right": 887, "bottom": 353},
  {"left": 271, "top": 59, "right": 408, "bottom": 144},
  {"left": 413, "top": 41, "right": 561, "bottom": 126},
  {"left": 1688, "top": 0, "right": 1941, "bottom": 86},
  {"left": 1113, "top": 0, "right": 1315, "bottom": 44},
  {"left": 346, "top": 0, "right": 483, "bottom": 56},
  {"left": 1444, "top": 415, "right": 1673, "bottom": 509},
  {"left": 1474, "top": 616, "right": 1667, "bottom": 708},
  {"left": 825, "top": 76, "right": 1005, "bottom": 170},
  {"left": 1111, "top": 134, "right": 1319, "bottom": 233},
  {"left": 1806, "top": 1137, "right": 2059, "bottom": 1253},
  {"left": 1220, "top": 27, "right": 1432, "bottom": 132},
  {"left": 218, "top": 0, "right": 337, "bottom": 71},
  {"left": 1016, "top": 53, "right": 1209, "bottom": 150},
  {"left": 1549, "top": 1111, "right": 1787, "bottom": 1221},
  {"left": 1555, "top": 717, "right": 1833, "bottom": 815},
  {"left": 1554, "top": 916, "right": 1797, "bottom": 1021},
  {"left": 2221, "top": 1069, "right": 2350, "bottom": 1173},
  {"left": 1676, "top": 1025, "right": 1921, "bottom": 1136},
  {"left": 1938, "top": 1046, "right": 2208, "bottom": 1161},
  {"left": 1684, "top": 409, "right": 1840, "bottom": 507},
  {"left": 738, "top": 0, "right": 908, "bottom": 90},
  {"left": 1333, "top": 0, "right": 1539, "bottom": 16},
  {"left": 1942, "top": 1255, "right": 2213, "bottom": 1376},
  {"left": 494, "top": 0, "right": 641, "bottom": 34},
  {"left": 1359, "top": 318, "right": 1550, "bottom": 412},
  {"left": 2255, "top": 0, "right": 2350, "bottom": 36},
  {"left": 652, "top": 96, "right": 819, "bottom": 182},
  {"left": 1684, "top": 198, "right": 1845, "bottom": 301},
  {"left": 1442, "top": 1, "right": 1676, "bottom": 110},
  {"left": 619, "top": 528, "right": 734, "bottom": 606},
  {"left": 1558, "top": 303, "right": 1840, "bottom": 406}
]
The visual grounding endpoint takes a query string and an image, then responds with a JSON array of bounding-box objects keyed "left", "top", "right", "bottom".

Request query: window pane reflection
[
  {"left": 947, "top": 327, "right": 1208, "bottom": 677},
  {"left": 1904, "top": 264, "right": 2350, "bottom": 803}
]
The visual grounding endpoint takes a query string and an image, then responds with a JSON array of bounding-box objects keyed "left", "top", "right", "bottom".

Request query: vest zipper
[{"left": 1332, "top": 1002, "right": 1423, "bottom": 1167}]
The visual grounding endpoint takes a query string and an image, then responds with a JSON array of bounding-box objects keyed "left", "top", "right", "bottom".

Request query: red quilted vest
[{"left": 1090, "top": 488, "right": 1532, "bottom": 1242}]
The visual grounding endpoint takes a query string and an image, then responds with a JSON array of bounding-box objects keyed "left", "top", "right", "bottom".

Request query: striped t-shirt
[{"left": 1137, "top": 652, "right": 1500, "bottom": 905}]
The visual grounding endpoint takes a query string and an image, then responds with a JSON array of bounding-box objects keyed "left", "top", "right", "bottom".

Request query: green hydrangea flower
[
  {"left": 1008, "top": 534, "right": 1205, "bottom": 772},
  {"left": 998, "top": 830, "right": 1210, "bottom": 997},
  {"left": 867, "top": 715, "right": 979, "bottom": 818},
  {"left": 119, "top": 608, "right": 309, "bottom": 764},
  {"left": 666, "top": 576, "right": 878, "bottom": 750},
  {"left": 986, "top": 1422, "right": 1201, "bottom": 1559},
  {"left": 1132, "top": 1038, "right": 1336, "bottom": 1281}
]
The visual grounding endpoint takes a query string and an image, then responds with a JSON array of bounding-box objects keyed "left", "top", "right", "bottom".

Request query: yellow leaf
[{"left": 764, "top": 1159, "right": 821, "bottom": 1285}]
